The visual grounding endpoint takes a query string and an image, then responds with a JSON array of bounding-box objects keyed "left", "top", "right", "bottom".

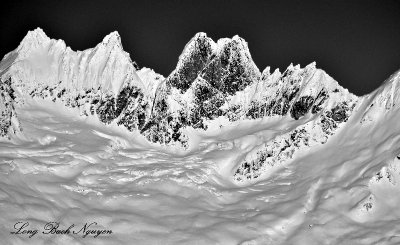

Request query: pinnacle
[
  {"left": 23, "top": 27, "right": 50, "bottom": 43},
  {"left": 102, "top": 31, "right": 122, "bottom": 47},
  {"left": 17, "top": 27, "right": 51, "bottom": 52}
]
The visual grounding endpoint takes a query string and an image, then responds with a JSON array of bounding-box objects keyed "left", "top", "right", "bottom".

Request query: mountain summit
[{"left": 17, "top": 28, "right": 50, "bottom": 54}]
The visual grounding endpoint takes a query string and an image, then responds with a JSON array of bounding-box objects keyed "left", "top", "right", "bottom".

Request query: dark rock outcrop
[{"left": 0, "top": 77, "right": 20, "bottom": 138}]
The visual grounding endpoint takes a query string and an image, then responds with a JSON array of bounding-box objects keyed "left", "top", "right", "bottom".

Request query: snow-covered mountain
[
  {"left": 0, "top": 27, "right": 388, "bottom": 181},
  {"left": 0, "top": 28, "right": 164, "bottom": 137},
  {"left": 0, "top": 29, "right": 352, "bottom": 146},
  {"left": 2, "top": 28, "right": 400, "bottom": 244}
]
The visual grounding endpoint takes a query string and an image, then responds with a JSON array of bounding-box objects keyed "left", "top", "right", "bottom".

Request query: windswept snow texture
[{"left": 2, "top": 28, "right": 400, "bottom": 244}]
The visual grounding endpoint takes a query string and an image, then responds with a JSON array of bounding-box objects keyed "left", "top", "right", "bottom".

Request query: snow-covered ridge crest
[
  {"left": 359, "top": 68, "right": 400, "bottom": 123},
  {"left": 2, "top": 27, "right": 145, "bottom": 97}
]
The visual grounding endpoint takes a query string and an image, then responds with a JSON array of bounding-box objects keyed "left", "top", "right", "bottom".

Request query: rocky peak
[
  {"left": 19, "top": 28, "right": 50, "bottom": 46},
  {"left": 177, "top": 32, "right": 215, "bottom": 67},
  {"left": 167, "top": 33, "right": 261, "bottom": 93},
  {"left": 215, "top": 35, "right": 252, "bottom": 62},
  {"left": 167, "top": 32, "right": 215, "bottom": 91},
  {"left": 200, "top": 35, "right": 261, "bottom": 95},
  {"left": 16, "top": 28, "right": 51, "bottom": 57},
  {"left": 100, "top": 31, "right": 123, "bottom": 50}
]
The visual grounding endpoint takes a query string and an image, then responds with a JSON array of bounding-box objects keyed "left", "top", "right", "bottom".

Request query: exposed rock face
[
  {"left": 143, "top": 33, "right": 262, "bottom": 145},
  {"left": 234, "top": 100, "right": 357, "bottom": 182},
  {"left": 0, "top": 77, "right": 20, "bottom": 138},
  {"left": 232, "top": 63, "right": 360, "bottom": 182},
  {"left": 116, "top": 85, "right": 148, "bottom": 131},
  {"left": 145, "top": 50, "right": 358, "bottom": 151},
  {"left": 167, "top": 33, "right": 215, "bottom": 92},
  {"left": 165, "top": 33, "right": 260, "bottom": 94}
]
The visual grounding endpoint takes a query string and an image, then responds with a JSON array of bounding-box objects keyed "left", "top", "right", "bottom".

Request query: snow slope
[{"left": 1, "top": 28, "right": 400, "bottom": 244}]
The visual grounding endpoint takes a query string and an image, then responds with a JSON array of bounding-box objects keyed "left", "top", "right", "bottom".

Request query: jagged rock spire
[{"left": 100, "top": 31, "right": 123, "bottom": 49}]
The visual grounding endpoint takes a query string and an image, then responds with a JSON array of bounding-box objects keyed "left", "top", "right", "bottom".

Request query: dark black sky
[{"left": 1, "top": 0, "right": 400, "bottom": 95}]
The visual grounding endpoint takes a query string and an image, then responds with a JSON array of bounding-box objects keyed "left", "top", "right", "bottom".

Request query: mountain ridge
[
  {"left": 0, "top": 28, "right": 396, "bottom": 183},
  {"left": 1, "top": 28, "right": 354, "bottom": 94},
  {"left": 0, "top": 28, "right": 362, "bottom": 141}
]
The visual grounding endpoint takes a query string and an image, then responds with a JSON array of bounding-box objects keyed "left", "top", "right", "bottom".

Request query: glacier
[{"left": 1, "top": 28, "right": 400, "bottom": 244}]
